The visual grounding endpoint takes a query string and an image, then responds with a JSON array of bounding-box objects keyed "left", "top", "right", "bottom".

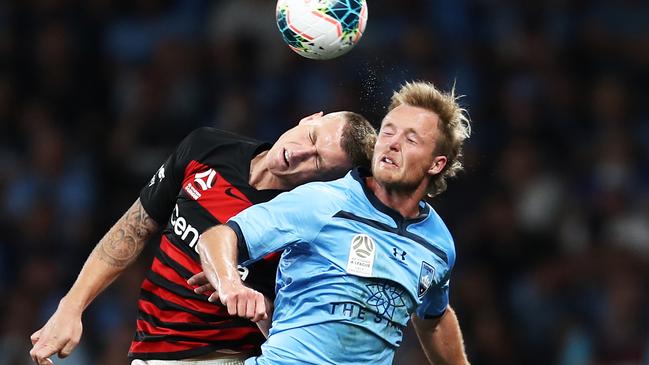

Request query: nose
[{"left": 387, "top": 135, "right": 401, "bottom": 152}]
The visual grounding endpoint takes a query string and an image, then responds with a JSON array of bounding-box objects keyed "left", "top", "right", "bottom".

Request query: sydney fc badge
[{"left": 418, "top": 262, "right": 435, "bottom": 298}]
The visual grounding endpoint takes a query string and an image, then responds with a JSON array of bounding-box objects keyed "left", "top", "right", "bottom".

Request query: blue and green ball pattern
[{"left": 276, "top": 0, "right": 367, "bottom": 60}]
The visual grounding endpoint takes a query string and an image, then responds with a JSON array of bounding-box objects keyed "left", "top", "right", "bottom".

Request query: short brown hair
[
  {"left": 389, "top": 81, "right": 471, "bottom": 197},
  {"left": 340, "top": 111, "right": 376, "bottom": 169}
]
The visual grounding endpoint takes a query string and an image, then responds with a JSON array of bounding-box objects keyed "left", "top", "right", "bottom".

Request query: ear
[
  {"left": 428, "top": 155, "right": 447, "bottom": 176},
  {"left": 298, "top": 111, "right": 324, "bottom": 125}
]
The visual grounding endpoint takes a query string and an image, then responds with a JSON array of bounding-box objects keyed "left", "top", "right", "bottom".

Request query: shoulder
[
  {"left": 423, "top": 206, "right": 457, "bottom": 268},
  {"left": 297, "top": 177, "right": 347, "bottom": 193},
  {"left": 281, "top": 174, "right": 353, "bottom": 211},
  {"left": 295, "top": 173, "right": 354, "bottom": 197},
  {"left": 175, "top": 127, "right": 266, "bottom": 161}
]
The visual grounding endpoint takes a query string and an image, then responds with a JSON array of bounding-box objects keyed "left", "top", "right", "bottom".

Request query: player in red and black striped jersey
[{"left": 29, "top": 111, "right": 376, "bottom": 365}]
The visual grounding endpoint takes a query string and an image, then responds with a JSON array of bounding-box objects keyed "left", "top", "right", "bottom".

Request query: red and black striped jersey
[{"left": 129, "top": 128, "right": 284, "bottom": 360}]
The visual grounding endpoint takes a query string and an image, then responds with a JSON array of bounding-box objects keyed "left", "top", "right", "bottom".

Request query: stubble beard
[{"left": 373, "top": 167, "right": 421, "bottom": 194}]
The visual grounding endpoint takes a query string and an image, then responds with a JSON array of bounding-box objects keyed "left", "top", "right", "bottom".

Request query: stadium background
[{"left": 1, "top": 0, "right": 648, "bottom": 364}]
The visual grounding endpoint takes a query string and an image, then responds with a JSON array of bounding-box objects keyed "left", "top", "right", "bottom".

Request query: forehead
[
  {"left": 317, "top": 114, "right": 351, "bottom": 167},
  {"left": 381, "top": 104, "right": 440, "bottom": 136},
  {"left": 314, "top": 113, "right": 346, "bottom": 135}
]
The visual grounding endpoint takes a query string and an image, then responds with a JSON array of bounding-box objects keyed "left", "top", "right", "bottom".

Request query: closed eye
[
  {"left": 406, "top": 131, "right": 420, "bottom": 144},
  {"left": 310, "top": 130, "right": 320, "bottom": 169}
]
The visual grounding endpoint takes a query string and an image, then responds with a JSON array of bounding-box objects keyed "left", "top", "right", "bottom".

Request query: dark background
[{"left": 1, "top": 0, "right": 648, "bottom": 364}]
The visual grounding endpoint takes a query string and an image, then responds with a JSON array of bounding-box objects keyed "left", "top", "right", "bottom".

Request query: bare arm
[
  {"left": 30, "top": 198, "right": 159, "bottom": 365},
  {"left": 187, "top": 271, "right": 274, "bottom": 337},
  {"left": 411, "top": 306, "right": 470, "bottom": 365},
  {"left": 198, "top": 225, "right": 267, "bottom": 322},
  {"left": 63, "top": 198, "right": 159, "bottom": 307}
]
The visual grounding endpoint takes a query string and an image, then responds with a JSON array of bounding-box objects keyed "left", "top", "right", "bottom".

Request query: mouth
[
  {"left": 283, "top": 149, "right": 290, "bottom": 167},
  {"left": 379, "top": 155, "right": 398, "bottom": 168}
]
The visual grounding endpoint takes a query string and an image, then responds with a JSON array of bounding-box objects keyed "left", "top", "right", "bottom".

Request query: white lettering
[
  {"left": 174, "top": 216, "right": 187, "bottom": 235},
  {"left": 182, "top": 226, "right": 199, "bottom": 249},
  {"left": 170, "top": 205, "right": 179, "bottom": 225},
  {"left": 170, "top": 204, "right": 200, "bottom": 252},
  {"left": 158, "top": 165, "right": 165, "bottom": 180},
  {"left": 149, "top": 164, "right": 166, "bottom": 186}
]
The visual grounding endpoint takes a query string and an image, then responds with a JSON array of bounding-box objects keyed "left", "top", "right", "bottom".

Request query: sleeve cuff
[
  {"left": 225, "top": 221, "right": 250, "bottom": 263},
  {"left": 138, "top": 194, "right": 168, "bottom": 226},
  {"left": 421, "top": 307, "right": 447, "bottom": 320}
]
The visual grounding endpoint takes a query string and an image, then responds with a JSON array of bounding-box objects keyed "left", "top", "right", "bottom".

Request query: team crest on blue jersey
[{"left": 418, "top": 262, "right": 435, "bottom": 298}]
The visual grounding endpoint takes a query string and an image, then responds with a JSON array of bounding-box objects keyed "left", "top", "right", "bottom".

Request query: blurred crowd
[{"left": 0, "top": 0, "right": 648, "bottom": 364}]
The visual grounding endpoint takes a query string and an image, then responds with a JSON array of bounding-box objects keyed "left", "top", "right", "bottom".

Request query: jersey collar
[{"left": 350, "top": 167, "right": 430, "bottom": 227}]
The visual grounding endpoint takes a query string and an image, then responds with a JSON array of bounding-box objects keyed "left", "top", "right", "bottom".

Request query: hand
[
  {"left": 212, "top": 282, "right": 268, "bottom": 322},
  {"left": 29, "top": 302, "right": 83, "bottom": 365},
  {"left": 189, "top": 271, "right": 272, "bottom": 332},
  {"left": 187, "top": 272, "right": 215, "bottom": 295},
  {"left": 255, "top": 296, "right": 274, "bottom": 338}
]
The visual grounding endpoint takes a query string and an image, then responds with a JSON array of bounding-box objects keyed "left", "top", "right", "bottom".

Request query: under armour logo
[{"left": 392, "top": 248, "right": 406, "bottom": 260}]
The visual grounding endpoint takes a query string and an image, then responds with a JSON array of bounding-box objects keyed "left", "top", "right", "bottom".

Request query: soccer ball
[{"left": 276, "top": 0, "right": 368, "bottom": 60}]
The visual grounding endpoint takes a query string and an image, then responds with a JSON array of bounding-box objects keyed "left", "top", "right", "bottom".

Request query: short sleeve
[
  {"left": 139, "top": 129, "right": 201, "bottom": 225},
  {"left": 416, "top": 279, "right": 450, "bottom": 319},
  {"left": 228, "top": 182, "right": 337, "bottom": 265}
]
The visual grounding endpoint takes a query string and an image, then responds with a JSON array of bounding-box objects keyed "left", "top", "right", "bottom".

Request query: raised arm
[
  {"left": 411, "top": 306, "right": 470, "bottom": 365},
  {"left": 30, "top": 198, "right": 159, "bottom": 365},
  {"left": 198, "top": 225, "right": 268, "bottom": 323}
]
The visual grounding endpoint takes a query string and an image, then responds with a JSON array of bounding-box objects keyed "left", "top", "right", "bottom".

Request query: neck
[
  {"left": 365, "top": 177, "right": 427, "bottom": 219},
  {"left": 249, "top": 151, "right": 285, "bottom": 190}
]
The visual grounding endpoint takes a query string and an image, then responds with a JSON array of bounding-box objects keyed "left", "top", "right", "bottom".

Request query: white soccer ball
[{"left": 276, "top": 0, "right": 368, "bottom": 60}]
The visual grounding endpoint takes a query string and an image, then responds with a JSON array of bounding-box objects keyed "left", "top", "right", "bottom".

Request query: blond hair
[{"left": 389, "top": 81, "right": 471, "bottom": 197}]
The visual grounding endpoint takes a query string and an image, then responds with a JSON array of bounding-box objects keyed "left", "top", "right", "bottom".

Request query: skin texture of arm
[
  {"left": 198, "top": 225, "right": 267, "bottom": 322},
  {"left": 187, "top": 271, "right": 274, "bottom": 337},
  {"left": 411, "top": 306, "right": 470, "bottom": 365},
  {"left": 29, "top": 198, "right": 159, "bottom": 365}
]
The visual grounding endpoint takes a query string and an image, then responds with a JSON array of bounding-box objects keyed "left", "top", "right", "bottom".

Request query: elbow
[
  {"left": 197, "top": 225, "right": 224, "bottom": 274},
  {"left": 197, "top": 225, "right": 219, "bottom": 260},
  {"left": 197, "top": 224, "right": 236, "bottom": 258},
  {"left": 196, "top": 236, "right": 206, "bottom": 258}
]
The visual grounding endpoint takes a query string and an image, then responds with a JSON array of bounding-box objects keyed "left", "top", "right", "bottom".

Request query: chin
[{"left": 374, "top": 172, "right": 401, "bottom": 186}]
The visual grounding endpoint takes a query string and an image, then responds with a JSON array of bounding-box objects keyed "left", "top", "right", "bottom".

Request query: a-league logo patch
[
  {"left": 418, "top": 262, "right": 435, "bottom": 298},
  {"left": 184, "top": 168, "right": 216, "bottom": 200},
  {"left": 346, "top": 234, "right": 376, "bottom": 277}
]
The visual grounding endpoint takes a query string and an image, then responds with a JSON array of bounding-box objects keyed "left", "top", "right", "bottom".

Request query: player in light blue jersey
[{"left": 198, "top": 81, "right": 472, "bottom": 365}]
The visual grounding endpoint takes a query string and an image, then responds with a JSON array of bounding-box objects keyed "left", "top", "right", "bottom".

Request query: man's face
[
  {"left": 267, "top": 112, "right": 352, "bottom": 187},
  {"left": 372, "top": 104, "right": 447, "bottom": 192}
]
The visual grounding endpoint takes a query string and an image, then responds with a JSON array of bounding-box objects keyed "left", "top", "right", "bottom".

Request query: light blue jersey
[{"left": 227, "top": 168, "right": 456, "bottom": 365}]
